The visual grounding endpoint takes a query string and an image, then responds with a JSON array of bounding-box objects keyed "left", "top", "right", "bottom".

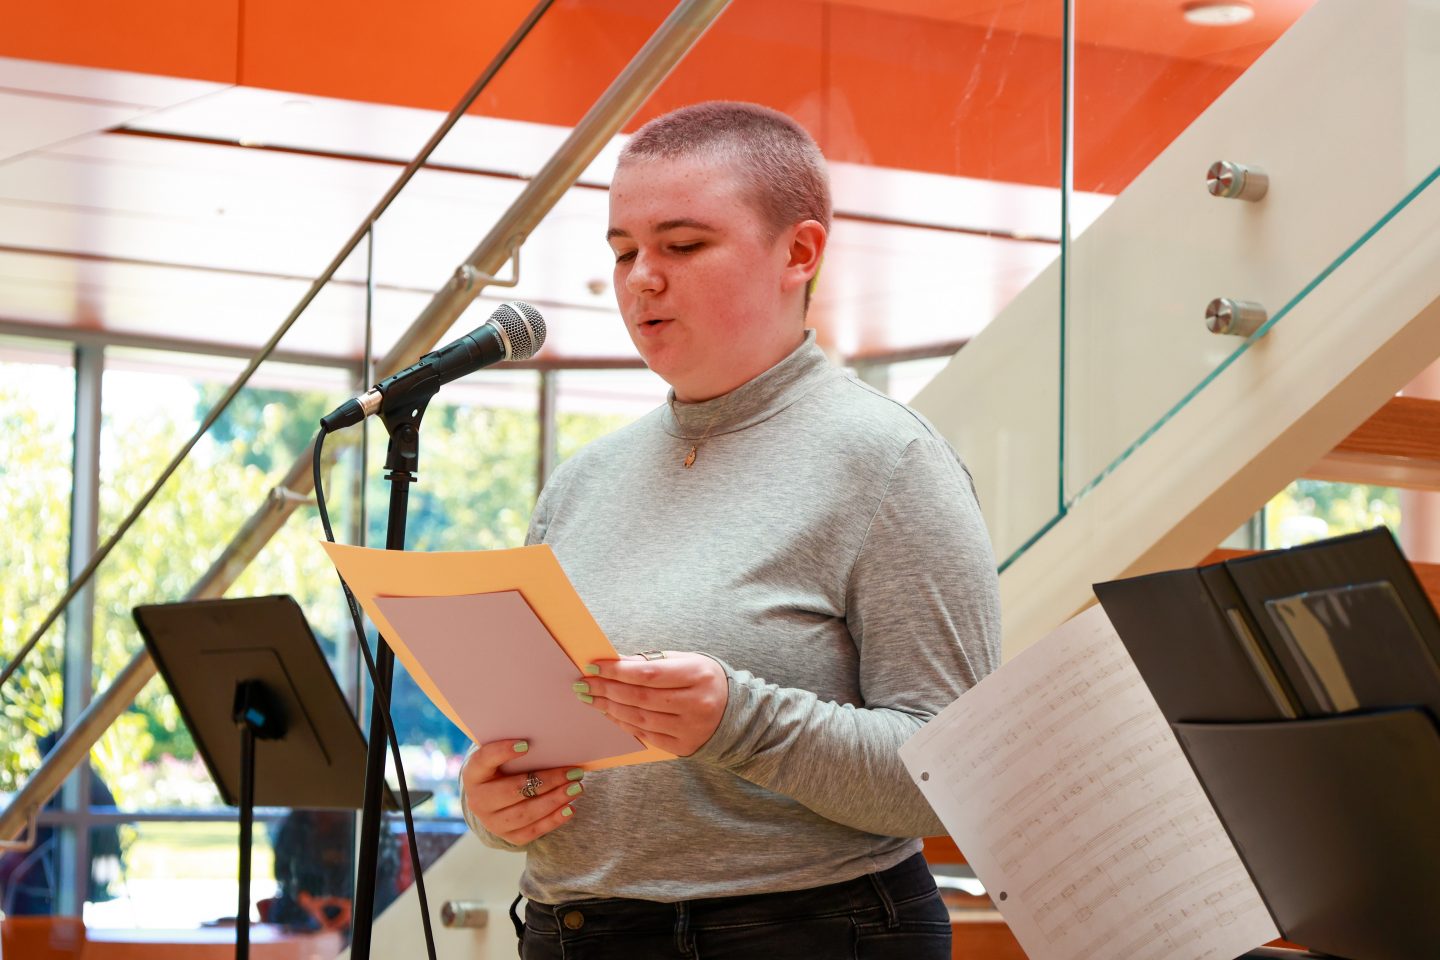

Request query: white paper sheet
[
  {"left": 900, "top": 604, "right": 1279, "bottom": 960},
  {"left": 376, "top": 592, "right": 643, "bottom": 775}
]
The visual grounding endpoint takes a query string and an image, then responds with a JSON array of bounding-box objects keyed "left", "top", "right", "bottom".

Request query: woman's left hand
[{"left": 576, "top": 652, "right": 728, "bottom": 757}]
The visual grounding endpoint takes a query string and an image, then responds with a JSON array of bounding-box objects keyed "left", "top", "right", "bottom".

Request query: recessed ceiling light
[{"left": 1182, "top": 1, "right": 1254, "bottom": 26}]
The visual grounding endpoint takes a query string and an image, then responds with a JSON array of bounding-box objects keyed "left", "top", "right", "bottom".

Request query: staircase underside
[{"left": 1307, "top": 396, "right": 1440, "bottom": 491}]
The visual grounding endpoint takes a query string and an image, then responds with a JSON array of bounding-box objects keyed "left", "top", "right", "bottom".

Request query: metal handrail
[
  {"left": 0, "top": 0, "right": 558, "bottom": 696},
  {"left": 0, "top": 0, "right": 733, "bottom": 843}
]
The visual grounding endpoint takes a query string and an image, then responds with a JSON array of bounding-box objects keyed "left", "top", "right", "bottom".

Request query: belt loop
[
  {"left": 509, "top": 892, "right": 527, "bottom": 941},
  {"left": 867, "top": 869, "right": 899, "bottom": 929},
  {"left": 674, "top": 900, "right": 693, "bottom": 956}
]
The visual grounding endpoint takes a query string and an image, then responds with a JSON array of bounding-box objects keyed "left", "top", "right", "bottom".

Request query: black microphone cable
[{"left": 313, "top": 429, "right": 438, "bottom": 960}]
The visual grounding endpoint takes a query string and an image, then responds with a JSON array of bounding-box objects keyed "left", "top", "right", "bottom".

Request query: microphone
[{"left": 321, "top": 301, "right": 545, "bottom": 432}]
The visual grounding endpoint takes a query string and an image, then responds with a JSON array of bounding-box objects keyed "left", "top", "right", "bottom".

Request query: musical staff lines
[{"left": 900, "top": 605, "right": 1278, "bottom": 960}]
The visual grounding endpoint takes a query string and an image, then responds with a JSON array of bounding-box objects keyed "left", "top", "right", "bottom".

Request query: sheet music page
[{"left": 901, "top": 604, "right": 1278, "bottom": 960}]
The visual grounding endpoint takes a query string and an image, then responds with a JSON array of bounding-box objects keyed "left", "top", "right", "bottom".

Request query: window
[
  {"left": 1266, "top": 480, "right": 1401, "bottom": 549},
  {"left": 0, "top": 338, "right": 76, "bottom": 800}
]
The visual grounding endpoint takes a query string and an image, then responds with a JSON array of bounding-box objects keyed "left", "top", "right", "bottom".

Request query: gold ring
[
  {"left": 520, "top": 775, "right": 542, "bottom": 799},
  {"left": 638, "top": 650, "right": 667, "bottom": 661}
]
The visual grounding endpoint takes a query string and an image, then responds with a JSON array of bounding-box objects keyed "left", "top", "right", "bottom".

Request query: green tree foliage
[
  {"left": 392, "top": 401, "right": 539, "bottom": 553},
  {"left": 0, "top": 366, "right": 74, "bottom": 793},
  {"left": 558, "top": 411, "right": 632, "bottom": 465},
  {"left": 1265, "top": 479, "right": 1401, "bottom": 548},
  {"left": 5, "top": 359, "right": 648, "bottom": 809},
  {"left": 88, "top": 375, "right": 345, "bottom": 806}
]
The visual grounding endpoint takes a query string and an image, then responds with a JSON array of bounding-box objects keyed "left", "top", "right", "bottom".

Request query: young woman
[{"left": 461, "top": 101, "right": 1000, "bottom": 959}]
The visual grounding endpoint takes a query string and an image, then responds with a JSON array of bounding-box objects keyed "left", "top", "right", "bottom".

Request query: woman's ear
[{"left": 783, "top": 219, "right": 828, "bottom": 295}]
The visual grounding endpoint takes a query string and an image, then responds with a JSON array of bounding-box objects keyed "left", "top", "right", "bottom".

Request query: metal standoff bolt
[
  {"left": 1206, "top": 161, "right": 1269, "bottom": 201},
  {"left": 1205, "top": 298, "right": 1268, "bottom": 337},
  {"left": 453, "top": 234, "right": 524, "bottom": 291},
  {"left": 440, "top": 900, "right": 489, "bottom": 928}
]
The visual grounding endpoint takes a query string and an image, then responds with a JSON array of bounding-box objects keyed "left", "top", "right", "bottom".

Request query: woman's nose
[{"left": 626, "top": 252, "right": 663, "bottom": 296}]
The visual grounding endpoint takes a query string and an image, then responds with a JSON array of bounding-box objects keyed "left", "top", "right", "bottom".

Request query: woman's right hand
[{"left": 460, "top": 740, "right": 585, "bottom": 846}]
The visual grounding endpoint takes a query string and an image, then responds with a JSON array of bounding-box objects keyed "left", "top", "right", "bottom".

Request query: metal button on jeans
[{"left": 563, "top": 910, "right": 585, "bottom": 930}]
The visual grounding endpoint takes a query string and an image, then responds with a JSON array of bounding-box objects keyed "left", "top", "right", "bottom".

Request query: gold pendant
[{"left": 683, "top": 445, "right": 697, "bottom": 468}]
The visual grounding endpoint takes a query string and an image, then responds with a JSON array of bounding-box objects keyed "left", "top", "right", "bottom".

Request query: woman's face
[{"left": 606, "top": 155, "right": 807, "bottom": 402}]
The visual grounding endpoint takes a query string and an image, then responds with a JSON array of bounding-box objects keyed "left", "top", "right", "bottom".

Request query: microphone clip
[
  {"left": 379, "top": 372, "right": 440, "bottom": 479},
  {"left": 319, "top": 360, "right": 440, "bottom": 436}
]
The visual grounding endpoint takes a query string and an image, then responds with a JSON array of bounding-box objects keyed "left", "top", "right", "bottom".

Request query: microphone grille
[{"left": 495, "top": 301, "right": 546, "bottom": 361}]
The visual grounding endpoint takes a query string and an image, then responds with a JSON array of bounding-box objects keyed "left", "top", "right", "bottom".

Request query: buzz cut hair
[{"left": 618, "top": 101, "right": 832, "bottom": 238}]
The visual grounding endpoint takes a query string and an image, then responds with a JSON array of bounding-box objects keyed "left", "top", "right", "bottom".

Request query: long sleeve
[{"left": 689, "top": 437, "right": 1001, "bottom": 837}]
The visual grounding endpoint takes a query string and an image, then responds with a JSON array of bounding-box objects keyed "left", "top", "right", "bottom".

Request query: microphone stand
[{"left": 349, "top": 373, "right": 438, "bottom": 960}]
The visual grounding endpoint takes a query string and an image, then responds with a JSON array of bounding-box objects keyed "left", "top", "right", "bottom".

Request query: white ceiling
[{"left": 0, "top": 55, "right": 1105, "bottom": 368}]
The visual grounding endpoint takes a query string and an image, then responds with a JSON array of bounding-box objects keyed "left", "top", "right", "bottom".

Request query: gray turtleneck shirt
[{"left": 467, "top": 332, "right": 1001, "bottom": 903}]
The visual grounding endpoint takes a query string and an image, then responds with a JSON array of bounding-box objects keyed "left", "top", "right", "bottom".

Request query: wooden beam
[{"left": 1307, "top": 396, "right": 1440, "bottom": 491}]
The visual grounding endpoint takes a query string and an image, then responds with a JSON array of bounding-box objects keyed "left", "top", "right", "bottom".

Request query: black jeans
[{"left": 511, "top": 852, "right": 950, "bottom": 959}]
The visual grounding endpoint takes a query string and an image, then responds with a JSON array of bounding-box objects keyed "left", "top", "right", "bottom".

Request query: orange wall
[
  {"left": 2, "top": 0, "right": 1244, "bottom": 194},
  {"left": 3, "top": 0, "right": 242, "bottom": 81}
]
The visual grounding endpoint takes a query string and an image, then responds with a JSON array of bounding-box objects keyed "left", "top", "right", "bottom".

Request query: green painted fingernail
[
  {"left": 572, "top": 681, "right": 590, "bottom": 694},
  {"left": 566, "top": 769, "right": 585, "bottom": 781},
  {"left": 513, "top": 741, "right": 529, "bottom": 753},
  {"left": 585, "top": 664, "right": 601, "bottom": 675},
  {"left": 577, "top": 693, "right": 594, "bottom": 704},
  {"left": 561, "top": 805, "right": 573, "bottom": 817},
  {"left": 566, "top": 783, "right": 583, "bottom": 797}
]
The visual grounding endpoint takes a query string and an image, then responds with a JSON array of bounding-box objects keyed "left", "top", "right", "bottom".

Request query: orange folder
[{"left": 321, "top": 541, "right": 672, "bottom": 772}]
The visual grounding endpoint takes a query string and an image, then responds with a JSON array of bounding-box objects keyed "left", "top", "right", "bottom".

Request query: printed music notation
[{"left": 900, "top": 604, "right": 1279, "bottom": 960}]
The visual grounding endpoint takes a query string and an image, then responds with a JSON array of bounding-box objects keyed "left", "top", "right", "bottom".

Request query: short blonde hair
[{"left": 619, "top": 101, "right": 832, "bottom": 238}]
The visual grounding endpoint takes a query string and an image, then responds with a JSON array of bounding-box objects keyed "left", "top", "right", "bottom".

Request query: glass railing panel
[
  {"left": 778, "top": 0, "right": 1065, "bottom": 572},
  {"left": 1062, "top": 0, "right": 1440, "bottom": 504},
  {"left": 819, "top": 0, "right": 1067, "bottom": 568}
]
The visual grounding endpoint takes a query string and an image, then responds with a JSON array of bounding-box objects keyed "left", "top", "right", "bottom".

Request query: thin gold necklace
[{"left": 669, "top": 397, "right": 715, "bottom": 468}]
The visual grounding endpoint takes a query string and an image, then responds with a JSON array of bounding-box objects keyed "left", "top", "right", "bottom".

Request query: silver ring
[
  {"left": 520, "top": 775, "right": 542, "bottom": 799},
  {"left": 638, "top": 650, "right": 667, "bottom": 661}
]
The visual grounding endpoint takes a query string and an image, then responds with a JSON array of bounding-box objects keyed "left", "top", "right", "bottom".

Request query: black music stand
[
  {"left": 133, "top": 595, "right": 424, "bottom": 960},
  {"left": 1095, "top": 529, "right": 1440, "bottom": 960}
]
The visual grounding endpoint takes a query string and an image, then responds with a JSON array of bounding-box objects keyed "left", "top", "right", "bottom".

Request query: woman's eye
[
  {"left": 613, "top": 250, "right": 636, "bottom": 264},
  {"left": 671, "top": 243, "right": 702, "bottom": 254}
]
